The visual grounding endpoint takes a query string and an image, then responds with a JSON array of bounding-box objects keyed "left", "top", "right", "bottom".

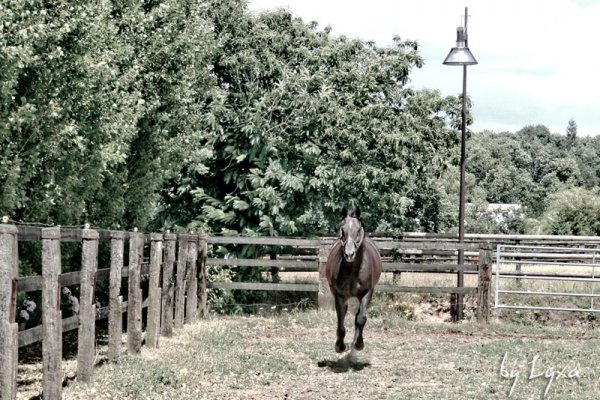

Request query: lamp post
[{"left": 443, "top": 7, "right": 477, "bottom": 321}]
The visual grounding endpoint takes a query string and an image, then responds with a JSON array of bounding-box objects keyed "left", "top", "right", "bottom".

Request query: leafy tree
[
  {"left": 467, "top": 130, "right": 539, "bottom": 213},
  {"left": 467, "top": 125, "right": 593, "bottom": 219},
  {"left": 550, "top": 157, "right": 581, "bottom": 184},
  {"left": 156, "top": 4, "right": 461, "bottom": 238},
  {"left": 0, "top": 0, "right": 216, "bottom": 231},
  {"left": 467, "top": 123, "right": 600, "bottom": 235},
  {"left": 566, "top": 118, "right": 578, "bottom": 140},
  {"left": 0, "top": 1, "right": 140, "bottom": 227},
  {"left": 113, "top": 0, "right": 216, "bottom": 229},
  {"left": 4, "top": 0, "right": 598, "bottom": 242},
  {"left": 529, "top": 188, "right": 600, "bottom": 235},
  {"left": 569, "top": 135, "right": 600, "bottom": 189}
]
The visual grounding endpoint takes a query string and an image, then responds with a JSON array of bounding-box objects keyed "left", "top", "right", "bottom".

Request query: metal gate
[{"left": 494, "top": 244, "right": 600, "bottom": 312}]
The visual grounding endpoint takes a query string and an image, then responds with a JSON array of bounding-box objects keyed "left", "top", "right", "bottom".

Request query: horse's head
[{"left": 338, "top": 207, "right": 365, "bottom": 263}]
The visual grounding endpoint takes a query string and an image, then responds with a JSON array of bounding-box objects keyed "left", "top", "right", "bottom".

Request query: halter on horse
[{"left": 325, "top": 207, "right": 382, "bottom": 361}]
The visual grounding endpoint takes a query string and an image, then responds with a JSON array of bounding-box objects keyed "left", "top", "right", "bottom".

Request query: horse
[{"left": 325, "top": 207, "right": 382, "bottom": 361}]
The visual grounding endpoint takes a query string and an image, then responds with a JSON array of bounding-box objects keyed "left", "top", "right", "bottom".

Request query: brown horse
[{"left": 325, "top": 208, "right": 382, "bottom": 360}]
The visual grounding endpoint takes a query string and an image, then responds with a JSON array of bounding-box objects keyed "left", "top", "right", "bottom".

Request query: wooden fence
[
  {"left": 1, "top": 226, "right": 496, "bottom": 399},
  {"left": 204, "top": 236, "right": 493, "bottom": 320},
  {"left": 0, "top": 224, "right": 207, "bottom": 400}
]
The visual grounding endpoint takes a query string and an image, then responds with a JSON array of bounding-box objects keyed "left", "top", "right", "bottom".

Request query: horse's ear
[
  {"left": 340, "top": 208, "right": 349, "bottom": 219},
  {"left": 354, "top": 207, "right": 362, "bottom": 220}
]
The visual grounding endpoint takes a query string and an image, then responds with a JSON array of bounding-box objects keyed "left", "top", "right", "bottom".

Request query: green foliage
[
  {"left": 205, "top": 264, "right": 235, "bottom": 314},
  {"left": 1, "top": 0, "right": 461, "bottom": 240},
  {"left": 467, "top": 125, "right": 600, "bottom": 227},
  {"left": 116, "top": 0, "right": 216, "bottom": 229},
  {"left": 1, "top": 1, "right": 142, "bottom": 227},
  {"left": 0, "top": 0, "right": 216, "bottom": 230},
  {"left": 566, "top": 118, "right": 577, "bottom": 140},
  {"left": 528, "top": 188, "right": 600, "bottom": 235},
  {"left": 3, "top": 0, "right": 598, "bottom": 239},
  {"left": 157, "top": 4, "right": 461, "bottom": 237}
]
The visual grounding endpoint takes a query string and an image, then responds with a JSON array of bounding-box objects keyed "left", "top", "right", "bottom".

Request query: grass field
[
  {"left": 56, "top": 311, "right": 600, "bottom": 400},
  {"left": 17, "top": 264, "right": 600, "bottom": 399}
]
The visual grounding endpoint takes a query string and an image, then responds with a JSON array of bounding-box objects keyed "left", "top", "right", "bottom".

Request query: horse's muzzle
[{"left": 344, "top": 244, "right": 357, "bottom": 262}]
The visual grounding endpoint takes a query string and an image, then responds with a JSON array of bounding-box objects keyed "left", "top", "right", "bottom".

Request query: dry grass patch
[{"left": 57, "top": 311, "right": 600, "bottom": 400}]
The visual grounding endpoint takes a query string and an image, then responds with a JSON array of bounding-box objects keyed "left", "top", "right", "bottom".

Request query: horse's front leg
[
  {"left": 334, "top": 294, "right": 348, "bottom": 353},
  {"left": 350, "top": 289, "right": 373, "bottom": 358}
]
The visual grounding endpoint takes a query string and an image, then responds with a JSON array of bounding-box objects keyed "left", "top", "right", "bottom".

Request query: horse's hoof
[
  {"left": 335, "top": 342, "right": 347, "bottom": 353},
  {"left": 354, "top": 338, "right": 364, "bottom": 351}
]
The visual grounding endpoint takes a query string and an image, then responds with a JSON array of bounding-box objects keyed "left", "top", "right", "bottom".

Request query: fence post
[
  {"left": 146, "top": 234, "right": 163, "bottom": 348},
  {"left": 185, "top": 235, "right": 198, "bottom": 324},
  {"left": 108, "top": 231, "right": 125, "bottom": 362},
  {"left": 318, "top": 240, "right": 334, "bottom": 310},
  {"left": 127, "top": 231, "right": 144, "bottom": 354},
  {"left": 41, "top": 227, "right": 62, "bottom": 399},
  {"left": 197, "top": 234, "right": 208, "bottom": 318},
  {"left": 0, "top": 224, "right": 18, "bottom": 400},
  {"left": 174, "top": 235, "right": 189, "bottom": 329},
  {"left": 77, "top": 228, "right": 99, "bottom": 383},
  {"left": 161, "top": 233, "right": 177, "bottom": 337},
  {"left": 477, "top": 244, "right": 493, "bottom": 323}
]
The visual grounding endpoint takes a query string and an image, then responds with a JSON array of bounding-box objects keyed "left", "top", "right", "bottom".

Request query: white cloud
[{"left": 249, "top": 0, "right": 600, "bottom": 136}]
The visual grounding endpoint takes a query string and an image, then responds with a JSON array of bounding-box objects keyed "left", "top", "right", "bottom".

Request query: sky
[{"left": 247, "top": 0, "right": 600, "bottom": 136}]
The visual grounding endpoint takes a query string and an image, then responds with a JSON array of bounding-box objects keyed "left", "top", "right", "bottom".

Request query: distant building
[
  {"left": 484, "top": 203, "right": 524, "bottom": 216},
  {"left": 466, "top": 202, "right": 525, "bottom": 228}
]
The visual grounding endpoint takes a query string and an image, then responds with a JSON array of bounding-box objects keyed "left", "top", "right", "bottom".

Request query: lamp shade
[
  {"left": 443, "top": 27, "right": 478, "bottom": 66},
  {"left": 443, "top": 47, "right": 478, "bottom": 65}
]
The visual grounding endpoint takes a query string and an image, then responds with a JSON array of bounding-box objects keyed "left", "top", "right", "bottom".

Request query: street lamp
[{"left": 443, "top": 7, "right": 477, "bottom": 321}]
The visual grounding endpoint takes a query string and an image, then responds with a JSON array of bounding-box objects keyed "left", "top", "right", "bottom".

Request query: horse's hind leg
[
  {"left": 334, "top": 294, "right": 348, "bottom": 353},
  {"left": 351, "top": 289, "right": 373, "bottom": 355}
]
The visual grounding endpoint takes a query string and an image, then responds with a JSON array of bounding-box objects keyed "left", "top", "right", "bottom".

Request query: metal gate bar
[
  {"left": 497, "top": 260, "right": 600, "bottom": 267},
  {"left": 498, "top": 290, "right": 600, "bottom": 297},
  {"left": 496, "top": 305, "right": 600, "bottom": 313},
  {"left": 498, "top": 275, "right": 600, "bottom": 282},
  {"left": 494, "top": 244, "right": 600, "bottom": 313}
]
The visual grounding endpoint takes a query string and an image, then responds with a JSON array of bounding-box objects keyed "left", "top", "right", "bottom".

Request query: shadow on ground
[{"left": 317, "top": 358, "right": 371, "bottom": 373}]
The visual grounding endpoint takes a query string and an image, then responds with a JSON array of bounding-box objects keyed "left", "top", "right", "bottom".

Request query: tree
[
  {"left": 0, "top": 1, "right": 141, "bottom": 227},
  {"left": 466, "top": 130, "right": 537, "bottom": 212},
  {"left": 566, "top": 118, "right": 578, "bottom": 140},
  {"left": 466, "top": 124, "right": 600, "bottom": 235},
  {"left": 155, "top": 4, "right": 462, "bottom": 237},
  {"left": 529, "top": 188, "right": 600, "bottom": 236},
  {"left": 0, "top": 0, "right": 217, "bottom": 231},
  {"left": 113, "top": 0, "right": 216, "bottom": 229},
  {"left": 465, "top": 202, "right": 525, "bottom": 234},
  {"left": 467, "top": 125, "right": 592, "bottom": 219}
]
